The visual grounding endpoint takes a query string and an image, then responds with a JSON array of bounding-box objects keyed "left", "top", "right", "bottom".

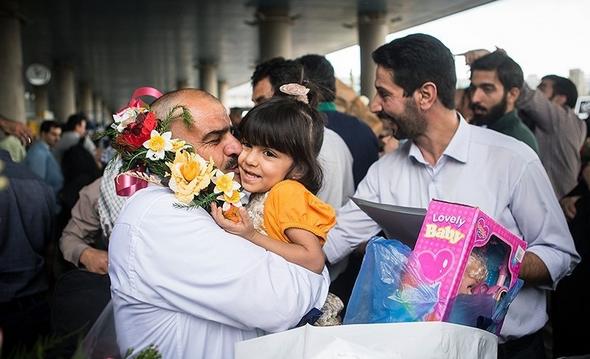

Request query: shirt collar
[{"left": 408, "top": 112, "right": 470, "bottom": 165}]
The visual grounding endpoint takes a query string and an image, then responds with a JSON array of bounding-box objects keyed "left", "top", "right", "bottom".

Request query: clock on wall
[{"left": 25, "top": 63, "right": 52, "bottom": 86}]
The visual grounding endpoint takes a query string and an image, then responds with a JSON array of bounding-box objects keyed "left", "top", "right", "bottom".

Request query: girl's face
[{"left": 238, "top": 141, "right": 295, "bottom": 193}]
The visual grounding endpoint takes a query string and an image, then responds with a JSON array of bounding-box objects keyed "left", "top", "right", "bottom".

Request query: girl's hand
[{"left": 210, "top": 203, "right": 258, "bottom": 240}]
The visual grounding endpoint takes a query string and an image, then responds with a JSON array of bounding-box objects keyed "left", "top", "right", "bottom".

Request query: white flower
[
  {"left": 216, "top": 190, "right": 245, "bottom": 211},
  {"left": 211, "top": 170, "right": 240, "bottom": 197},
  {"left": 143, "top": 130, "right": 172, "bottom": 160},
  {"left": 112, "top": 107, "right": 147, "bottom": 132}
]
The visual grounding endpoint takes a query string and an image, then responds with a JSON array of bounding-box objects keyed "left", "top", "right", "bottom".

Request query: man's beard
[
  {"left": 471, "top": 95, "right": 508, "bottom": 126},
  {"left": 377, "top": 99, "right": 426, "bottom": 140},
  {"left": 223, "top": 155, "right": 238, "bottom": 172}
]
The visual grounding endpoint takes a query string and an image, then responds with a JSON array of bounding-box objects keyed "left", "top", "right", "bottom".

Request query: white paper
[{"left": 236, "top": 322, "right": 498, "bottom": 359}]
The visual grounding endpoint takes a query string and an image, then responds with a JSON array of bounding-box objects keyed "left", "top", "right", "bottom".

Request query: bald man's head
[
  {"left": 150, "top": 88, "right": 242, "bottom": 177},
  {"left": 151, "top": 89, "right": 220, "bottom": 125}
]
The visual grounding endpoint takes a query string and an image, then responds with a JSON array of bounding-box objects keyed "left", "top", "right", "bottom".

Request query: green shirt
[{"left": 488, "top": 110, "right": 539, "bottom": 154}]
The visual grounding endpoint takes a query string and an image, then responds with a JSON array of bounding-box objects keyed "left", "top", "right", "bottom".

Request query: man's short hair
[
  {"left": 470, "top": 51, "right": 524, "bottom": 93},
  {"left": 64, "top": 113, "right": 87, "bottom": 132},
  {"left": 372, "top": 33, "right": 456, "bottom": 110},
  {"left": 251, "top": 57, "right": 304, "bottom": 91},
  {"left": 542, "top": 74, "right": 578, "bottom": 109},
  {"left": 40, "top": 120, "right": 60, "bottom": 134},
  {"left": 297, "top": 54, "right": 336, "bottom": 102}
]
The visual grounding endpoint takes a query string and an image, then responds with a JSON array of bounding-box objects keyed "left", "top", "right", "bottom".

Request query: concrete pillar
[
  {"left": 0, "top": 4, "right": 26, "bottom": 123},
  {"left": 94, "top": 96, "right": 103, "bottom": 125},
  {"left": 358, "top": 12, "right": 387, "bottom": 100},
  {"left": 177, "top": 79, "right": 190, "bottom": 89},
  {"left": 257, "top": 7, "right": 293, "bottom": 62},
  {"left": 218, "top": 80, "right": 228, "bottom": 106},
  {"left": 34, "top": 86, "right": 49, "bottom": 120},
  {"left": 55, "top": 63, "right": 76, "bottom": 122},
  {"left": 569, "top": 69, "right": 587, "bottom": 96},
  {"left": 103, "top": 103, "right": 110, "bottom": 126},
  {"left": 79, "top": 83, "right": 94, "bottom": 122},
  {"left": 200, "top": 63, "right": 218, "bottom": 97}
]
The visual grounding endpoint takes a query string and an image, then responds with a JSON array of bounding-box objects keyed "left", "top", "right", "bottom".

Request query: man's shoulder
[
  {"left": 470, "top": 124, "right": 538, "bottom": 162},
  {"left": 117, "top": 186, "right": 210, "bottom": 224},
  {"left": 118, "top": 186, "right": 176, "bottom": 221},
  {"left": 321, "top": 128, "right": 351, "bottom": 155}
]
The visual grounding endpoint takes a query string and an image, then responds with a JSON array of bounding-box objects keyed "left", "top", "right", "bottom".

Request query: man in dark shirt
[
  {"left": 0, "top": 149, "right": 55, "bottom": 355},
  {"left": 469, "top": 51, "right": 539, "bottom": 154},
  {"left": 297, "top": 54, "right": 380, "bottom": 187}
]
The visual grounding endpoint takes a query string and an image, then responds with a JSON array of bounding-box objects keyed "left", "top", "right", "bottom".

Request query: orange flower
[{"left": 223, "top": 205, "right": 241, "bottom": 223}]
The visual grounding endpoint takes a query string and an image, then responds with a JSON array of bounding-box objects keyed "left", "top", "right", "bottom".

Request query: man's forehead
[
  {"left": 375, "top": 66, "right": 394, "bottom": 84},
  {"left": 375, "top": 65, "right": 403, "bottom": 91},
  {"left": 252, "top": 77, "right": 273, "bottom": 103},
  {"left": 195, "top": 108, "right": 231, "bottom": 133},
  {"left": 539, "top": 79, "right": 553, "bottom": 88},
  {"left": 471, "top": 69, "right": 500, "bottom": 84}
]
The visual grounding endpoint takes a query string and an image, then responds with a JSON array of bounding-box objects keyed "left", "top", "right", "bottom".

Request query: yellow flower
[
  {"left": 212, "top": 170, "right": 240, "bottom": 197},
  {"left": 217, "top": 189, "right": 245, "bottom": 211},
  {"left": 170, "top": 139, "right": 187, "bottom": 152},
  {"left": 143, "top": 130, "right": 172, "bottom": 160},
  {"left": 166, "top": 150, "right": 214, "bottom": 204}
]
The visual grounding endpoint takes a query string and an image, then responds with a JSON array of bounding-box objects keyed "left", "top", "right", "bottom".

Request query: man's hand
[
  {"left": 518, "top": 251, "right": 551, "bottom": 285},
  {"left": 0, "top": 117, "right": 33, "bottom": 146},
  {"left": 458, "top": 49, "right": 490, "bottom": 66},
  {"left": 79, "top": 248, "right": 109, "bottom": 274},
  {"left": 458, "top": 47, "right": 506, "bottom": 66},
  {"left": 560, "top": 195, "right": 581, "bottom": 220}
]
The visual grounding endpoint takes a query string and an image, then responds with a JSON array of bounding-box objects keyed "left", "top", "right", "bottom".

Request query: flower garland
[{"left": 96, "top": 87, "right": 244, "bottom": 213}]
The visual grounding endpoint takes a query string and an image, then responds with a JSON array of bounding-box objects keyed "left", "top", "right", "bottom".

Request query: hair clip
[{"left": 279, "top": 83, "right": 310, "bottom": 104}]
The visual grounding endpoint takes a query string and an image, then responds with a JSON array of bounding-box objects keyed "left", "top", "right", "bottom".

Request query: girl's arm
[
  {"left": 210, "top": 203, "right": 325, "bottom": 274},
  {"left": 250, "top": 227, "right": 325, "bottom": 274}
]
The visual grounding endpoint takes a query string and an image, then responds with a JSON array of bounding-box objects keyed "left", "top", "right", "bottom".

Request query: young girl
[{"left": 211, "top": 85, "right": 335, "bottom": 275}]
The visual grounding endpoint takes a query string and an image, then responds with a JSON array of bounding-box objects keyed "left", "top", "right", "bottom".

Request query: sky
[
  {"left": 327, "top": 0, "right": 590, "bottom": 88},
  {"left": 228, "top": 0, "right": 590, "bottom": 107}
]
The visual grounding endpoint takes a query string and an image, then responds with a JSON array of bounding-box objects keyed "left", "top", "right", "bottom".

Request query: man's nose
[
  {"left": 471, "top": 88, "right": 483, "bottom": 103},
  {"left": 224, "top": 133, "right": 242, "bottom": 157},
  {"left": 369, "top": 94, "right": 382, "bottom": 113}
]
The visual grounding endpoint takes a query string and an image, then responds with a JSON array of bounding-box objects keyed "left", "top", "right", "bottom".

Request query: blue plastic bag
[{"left": 344, "top": 237, "right": 438, "bottom": 324}]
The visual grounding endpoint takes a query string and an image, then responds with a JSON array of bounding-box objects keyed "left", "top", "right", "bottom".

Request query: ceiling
[{"left": 16, "top": 0, "right": 494, "bottom": 110}]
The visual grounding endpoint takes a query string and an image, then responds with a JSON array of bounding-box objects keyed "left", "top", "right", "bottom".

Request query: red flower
[{"left": 116, "top": 112, "right": 158, "bottom": 151}]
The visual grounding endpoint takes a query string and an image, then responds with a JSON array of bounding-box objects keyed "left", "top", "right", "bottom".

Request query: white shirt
[
  {"left": 109, "top": 186, "right": 329, "bottom": 359},
  {"left": 323, "top": 117, "right": 579, "bottom": 341},
  {"left": 317, "top": 128, "right": 354, "bottom": 209}
]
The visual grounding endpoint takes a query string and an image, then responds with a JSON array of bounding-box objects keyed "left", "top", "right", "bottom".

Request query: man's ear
[
  {"left": 416, "top": 82, "right": 437, "bottom": 110},
  {"left": 506, "top": 87, "right": 520, "bottom": 107}
]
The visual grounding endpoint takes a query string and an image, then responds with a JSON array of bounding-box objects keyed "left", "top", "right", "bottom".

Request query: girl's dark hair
[{"left": 238, "top": 96, "right": 324, "bottom": 194}]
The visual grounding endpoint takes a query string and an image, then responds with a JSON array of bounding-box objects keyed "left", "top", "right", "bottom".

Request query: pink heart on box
[
  {"left": 476, "top": 218, "right": 490, "bottom": 240},
  {"left": 417, "top": 249, "right": 454, "bottom": 283}
]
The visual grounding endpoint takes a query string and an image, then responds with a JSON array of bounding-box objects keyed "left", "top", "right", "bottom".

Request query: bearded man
[
  {"left": 469, "top": 51, "right": 539, "bottom": 154},
  {"left": 323, "top": 33, "right": 578, "bottom": 359}
]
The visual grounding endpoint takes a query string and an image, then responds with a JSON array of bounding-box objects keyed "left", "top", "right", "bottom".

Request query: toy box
[{"left": 409, "top": 199, "right": 527, "bottom": 332}]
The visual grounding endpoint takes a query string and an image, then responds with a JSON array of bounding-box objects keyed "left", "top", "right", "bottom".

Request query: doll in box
[{"left": 458, "top": 252, "right": 488, "bottom": 295}]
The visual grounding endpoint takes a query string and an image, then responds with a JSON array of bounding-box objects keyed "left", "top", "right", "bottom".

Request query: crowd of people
[{"left": 1, "top": 33, "right": 589, "bottom": 359}]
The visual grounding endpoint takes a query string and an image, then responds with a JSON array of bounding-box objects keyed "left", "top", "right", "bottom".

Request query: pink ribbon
[
  {"left": 116, "top": 86, "right": 164, "bottom": 115},
  {"left": 115, "top": 173, "right": 149, "bottom": 197}
]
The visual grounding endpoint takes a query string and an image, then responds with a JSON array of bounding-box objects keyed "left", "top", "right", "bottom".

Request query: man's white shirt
[{"left": 109, "top": 186, "right": 329, "bottom": 359}]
